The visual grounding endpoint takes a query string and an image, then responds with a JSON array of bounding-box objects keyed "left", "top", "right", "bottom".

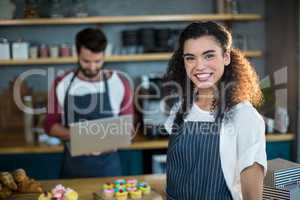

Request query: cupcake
[
  {"left": 129, "top": 189, "right": 142, "bottom": 199},
  {"left": 126, "top": 183, "right": 135, "bottom": 188},
  {"left": 114, "top": 179, "right": 126, "bottom": 185},
  {"left": 64, "top": 188, "right": 78, "bottom": 200},
  {"left": 52, "top": 184, "right": 66, "bottom": 199},
  {"left": 126, "top": 179, "right": 137, "bottom": 186},
  {"left": 115, "top": 183, "right": 126, "bottom": 191},
  {"left": 38, "top": 192, "right": 53, "bottom": 200},
  {"left": 102, "top": 182, "right": 114, "bottom": 190},
  {"left": 102, "top": 188, "right": 114, "bottom": 199},
  {"left": 115, "top": 189, "right": 128, "bottom": 200},
  {"left": 126, "top": 187, "right": 137, "bottom": 192},
  {"left": 138, "top": 183, "right": 151, "bottom": 195}
]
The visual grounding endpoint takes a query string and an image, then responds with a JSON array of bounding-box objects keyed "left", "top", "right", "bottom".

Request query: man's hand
[
  {"left": 85, "top": 149, "right": 117, "bottom": 156},
  {"left": 49, "top": 123, "right": 71, "bottom": 140}
]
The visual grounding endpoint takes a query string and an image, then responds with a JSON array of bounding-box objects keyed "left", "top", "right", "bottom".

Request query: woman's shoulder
[
  {"left": 231, "top": 101, "right": 263, "bottom": 119},
  {"left": 229, "top": 100, "right": 265, "bottom": 134}
]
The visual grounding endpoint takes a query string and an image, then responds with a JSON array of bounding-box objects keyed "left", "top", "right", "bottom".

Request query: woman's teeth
[{"left": 195, "top": 73, "right": 212, "bottom": 81}]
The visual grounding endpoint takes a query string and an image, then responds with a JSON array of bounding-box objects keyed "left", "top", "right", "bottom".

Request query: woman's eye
[
  {"left": 185, "top": 56, "right": 195, "bottom": 61},
  {"left": 204, "top": 54, "right": 215, "bottom": 59}
]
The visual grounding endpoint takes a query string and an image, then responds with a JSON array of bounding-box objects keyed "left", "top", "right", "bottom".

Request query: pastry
[
  {"left": 125, "top": 183, "right": 135, "bottom": 188},
  {"left": 38, "top": 191, "right": 53, "bottom": 200},
  {"left": 64, "top": 188, "right": 78, "bottom": 200},
  {"left": 52, "top": 184, "right": 66, "bottom": 199},
  {"left": 44, "top": 184, "right": 79, "bottom": 200},
  {"left": 0, "top": 172, "right": 17, "bottom": 190},
  {"left": 12, "top": 169, "right": 43, "bottom": 193},
  {"left": 103, "top": 182, "right": 114, "bottom": 190},
  {"left": 114, "top": 183, "right": 126, "bottom": 191},
  {"left": 129, "top": 189, "right": 142, "bottom": 199},
  {"left": 126, "top": 187, "right": 137, "bottom": 192},
  {"left": 115, "top": 189, "right": 128, "bottom": 200},
  {"left": 138, "top": 183, "right": 151, "bottom": 195},
  {"left": 114, "top": 179, "right": 126, "bottom": 185},
  {"left": 126, "top": 179, "right": 137, "bottom": 186},
  {"left": 12, "top": 168, "right": 27, "bottom": 183},
  {"left": 102, "top": 188, "right": 114, "bottom": 199},
  {"left": 0, "top": 186, "right": 12, "bottom": 199}
]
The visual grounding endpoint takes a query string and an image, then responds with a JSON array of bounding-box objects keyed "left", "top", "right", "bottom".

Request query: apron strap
[{"left": 63, "top": 70, "right": 108, "bottom": 128}]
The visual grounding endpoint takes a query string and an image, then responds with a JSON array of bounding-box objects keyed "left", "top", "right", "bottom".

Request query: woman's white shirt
[{"left": 164, "top": 101, "right": 267, "bottom": 200}]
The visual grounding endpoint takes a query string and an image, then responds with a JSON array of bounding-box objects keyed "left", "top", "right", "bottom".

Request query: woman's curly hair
[{"left": 164, "top": 21, "right": 263, "bottom": 127}]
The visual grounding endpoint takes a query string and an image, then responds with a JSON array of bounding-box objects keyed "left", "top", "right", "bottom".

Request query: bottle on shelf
[{"left": 0, "top": 38, "right": 10, "bottom": 59}]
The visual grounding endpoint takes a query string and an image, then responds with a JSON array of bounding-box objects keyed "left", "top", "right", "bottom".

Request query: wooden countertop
[
  {"left": 10, "top": 174, "right": 166, "bottom": 200},
  {"left": 0, "top": 131, "right": 295, "bottom": 154}
]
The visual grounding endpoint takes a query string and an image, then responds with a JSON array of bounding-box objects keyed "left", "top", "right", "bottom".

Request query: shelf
[
  {"left": 0, "top": 51, "right": 262, "bottom": 66},
  {"left": 265, "top": 133, "right": 295, "bottom": 142},
  {"left": 0, "top": 133, "right": 294, "bottom": 154},
  {"left": 0, "top": 14, "right": 262, "bottom": 26}
]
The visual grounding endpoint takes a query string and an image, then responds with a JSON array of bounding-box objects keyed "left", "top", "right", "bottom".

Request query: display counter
[{"left": 10, "top": 174, "right": 166, "bottom": 200}]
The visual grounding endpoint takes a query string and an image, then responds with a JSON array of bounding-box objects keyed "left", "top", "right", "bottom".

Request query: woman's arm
[{"left": 240, "top": 162, "right": 264, "bottom": 200}]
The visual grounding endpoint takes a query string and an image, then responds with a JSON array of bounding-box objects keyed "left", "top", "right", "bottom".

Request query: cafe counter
[{"left": 10, "top": 174, "right": 166, "bottom": 200}]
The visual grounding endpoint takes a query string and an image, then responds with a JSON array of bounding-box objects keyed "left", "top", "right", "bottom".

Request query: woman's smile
[{"left": 194, "top": 72, "right": 214, "bottom": 82}]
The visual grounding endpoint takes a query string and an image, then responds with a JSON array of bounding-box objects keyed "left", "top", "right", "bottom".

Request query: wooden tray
[
  {"left": 8, "top": 193, "right": 83, "bottom": 200},
  {"left": 93, "top": 190, "right": 163, "bottom": 200}
]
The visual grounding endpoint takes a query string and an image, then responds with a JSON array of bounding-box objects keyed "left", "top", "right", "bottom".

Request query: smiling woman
[
  {"left": 182, "top": 35, "right": 230, "bottom": 91},
  {"left": 164, "top": 21, "right": 266, "bottom": 200}
]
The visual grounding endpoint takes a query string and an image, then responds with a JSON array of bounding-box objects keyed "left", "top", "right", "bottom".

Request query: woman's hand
[{"left": 240, "top": 162, "right": 264, "bottom": 200}]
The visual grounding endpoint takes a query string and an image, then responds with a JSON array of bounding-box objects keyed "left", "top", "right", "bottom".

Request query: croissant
[
  {"left": 0, "top": 186, "right": 12, "bottom": 199},
  {"left": 0, "top": 172, "right": 17, "bottom": 191},
  {"left": 12, "top": 168, "right": 27, "bottom": 183},
  {"left": 12, "top": 169, "right": 43, "bottom": 193}
]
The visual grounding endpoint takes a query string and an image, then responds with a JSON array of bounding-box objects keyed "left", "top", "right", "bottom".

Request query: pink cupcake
[{"left": 103, "top": 188, "right": 114, "bottom": 199}]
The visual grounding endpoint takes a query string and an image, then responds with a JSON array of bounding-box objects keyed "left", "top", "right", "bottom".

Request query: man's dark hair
[{"left": 75, "top": 28, "right": 107, "bottom": 54}]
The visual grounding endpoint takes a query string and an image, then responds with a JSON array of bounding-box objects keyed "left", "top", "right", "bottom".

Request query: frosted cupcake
[
  {"left": 38, "top": 192, "right": 52, "bottom": 200},
  {"left": 102, "top": 188, "right": 114, "bottom": 199},
  {"left": 129, "top": 189, "right": 142, "bottom": 199},
  {"left": 126, "top": 187, "right": 137, "bottom": 192},
  {"left": 64, "top": 188, "right": 78, "bottom": 200},
  {"left": 114, "top": 179, "right": 126, "bottom": 185},
  {"left": 52, "top": 184, "right": 66, "bottom": 199},
  {"left": 102, "top": 182, "right": 114, "bottom": 190},
  {"left": 115, "top": 189, "right": 128, "bottom": 200},
  {"left": 126, "top": 179, "right": 137, "bottom": 186},
  {"left": 138, "top": 183, "right": 151, "bottom": 195}
]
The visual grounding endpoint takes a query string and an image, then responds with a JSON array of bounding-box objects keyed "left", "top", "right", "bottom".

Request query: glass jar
[
  {"left": 29, "top": 45, "right": 38, "bottom": 59},
  {"left": 71, "top": 0, "right": 88, "bottom": 17},
  {"left": 49, "top": 0, "right": 64, "bottom": 18},
  {"left": 0, "top": 38, "right": 10, "bottom": 59},
  {"left": 60, "top": 43, "right": 70, "bottom": 57},
  {"left": 24, "top": 0, "right": 39, "bottom": 18},
  {"left": 49, "top": 45, "right": 59, "bottom": 58},
  {"left": 39, "top": 44, "right": 49, "bottom": 58}
]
